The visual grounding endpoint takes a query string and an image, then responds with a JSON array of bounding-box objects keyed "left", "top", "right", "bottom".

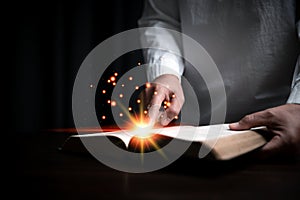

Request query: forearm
[{"left": 138, "top": 0, "right": 184, "bottom": 82}]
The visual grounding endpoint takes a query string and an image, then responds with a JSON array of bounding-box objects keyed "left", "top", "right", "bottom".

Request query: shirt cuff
[
  {"left": 146, "top": 52, "right": 184, "bottom": 82},
  {"left": 287, "top": 82, "right": 300, "bottom": 104}
]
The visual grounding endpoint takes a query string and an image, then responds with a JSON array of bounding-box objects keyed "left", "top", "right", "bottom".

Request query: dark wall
[{"left": 13, "top": 0, "right": 144, "bottom": 133}]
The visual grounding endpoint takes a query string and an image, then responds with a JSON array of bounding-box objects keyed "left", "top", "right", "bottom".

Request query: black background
[{"left": 13, "top": 0, "right": 144, "bottom": 134}]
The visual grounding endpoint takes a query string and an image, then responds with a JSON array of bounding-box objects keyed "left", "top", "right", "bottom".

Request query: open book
[{"left": 60, "top": 124, "right": 267, "bottom": 160}]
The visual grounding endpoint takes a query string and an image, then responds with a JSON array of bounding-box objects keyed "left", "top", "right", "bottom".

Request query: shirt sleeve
[
  {"left": 138, "top": 0, "right": 184, "bottom": 82},
  {"left": 287, "top": 20, "right": 300, "bottom": 104}
]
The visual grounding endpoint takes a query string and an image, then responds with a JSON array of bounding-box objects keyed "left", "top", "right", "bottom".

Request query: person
[{"left": 138, "top": 0, "right": 300, "bottom": 158}]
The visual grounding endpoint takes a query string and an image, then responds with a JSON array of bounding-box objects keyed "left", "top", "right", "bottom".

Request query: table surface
[{"left": 9, "top": 132, "right": 300, "bottom": 200}]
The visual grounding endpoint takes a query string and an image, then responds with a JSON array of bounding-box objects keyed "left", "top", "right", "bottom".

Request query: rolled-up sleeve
[
  {"left": 287, "top": 20, "right": 300, "bottom": 104},
  {"left": 138, "top": 0, "right": 184, "bottom": 82}
]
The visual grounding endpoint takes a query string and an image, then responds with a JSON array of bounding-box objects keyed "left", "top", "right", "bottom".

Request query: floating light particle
[
  {"left": 164, "top": 101, "right": 167, "bottom": 105},
  {"left": 110, "top": 76, "right": 116, "bottom": 81},
  {"left": 102, "top": 115, "right": 106, "bottom": 120},
  {"left": 135, "top": 86, "right": 139, "bottom": 90},
  {"left": 121, "top": 84, "right": 125, "bottom": 87},
  {"left": 119, "top": 113, "right": 123, "bottom": 117},
  {"left": 166, "top": 102, "right": 171, "bottom": 107},
  {"left": 114, "top": 72, "right": 118, "bottom": 76},
  {"left": 154, "top": 91, "right": 158, "bottom": 95},
  {"left": 137, "top": 99, "right": 141, "bottom": 104},
  {"left": 89, "top": 84, "right": 94, "bottom": 88},
  {"left": 129, "top": 76, "right": 133, "bottom": 81},
  {"left": 174, "top": 116, "right": 178, "bottom": 119},
  {"left": 143, "top": 110, "right": 148, "bottom": 114},
  {"left": 137, "top": 62, "right": 141, "bottom": 66},
  {"left": 102, "top": 90, "right": 106, "bottom": 94},
  {"left": 111, "top": 101, "right": 116, "bottom": 107},
  {"left": 107, "top": 80, "right": 111, "bottom": 83},
  {"left": 107, "top": 100, "right": 111, "bottom": 104},
  {"left": 172, "top": 94, "right": 176, "bottom": 98},
  {"left": 164, "top": 105, "right": 167, "bottom": 109},
  {"left": 112, "top": 82, "right": 116, "bottom": 86},
  {"left": 128, "top": 107, "right": 132, "bottom": 111},
  {"left": 146, "top": 82, "right": 151, "bottom": 88},
  {"left": 119, "top": 94, "right": 123, "bottom": 98}
]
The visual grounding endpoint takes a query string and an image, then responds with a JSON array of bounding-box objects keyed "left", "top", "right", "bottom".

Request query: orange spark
[
  {"left": 111, "top": 101, "right": 116, "bottom": 106},
  {"left": 110, "top": 76, "right": 116, "bottom": 81},
  {"left": 145, "top": 82, "right": 151, "bottom": 88}
]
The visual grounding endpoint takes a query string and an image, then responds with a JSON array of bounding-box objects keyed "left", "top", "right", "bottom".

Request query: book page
[{"left": 71, "top": 124, "right": 265, "bottom": 147}]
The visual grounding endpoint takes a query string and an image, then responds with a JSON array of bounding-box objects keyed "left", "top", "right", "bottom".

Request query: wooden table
[{"left": 9, "top": 132, "right": 300, "bottom": 200}]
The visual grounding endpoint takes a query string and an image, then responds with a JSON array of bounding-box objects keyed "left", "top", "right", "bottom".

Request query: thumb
[{"left": 229, "top": 110, "right": 270, "bottom": 130}]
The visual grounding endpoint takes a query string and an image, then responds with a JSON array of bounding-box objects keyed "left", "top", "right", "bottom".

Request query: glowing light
[
  {"left": 102, "top": 90, "right": 106, "bottom": 94},
  {"left": 164, "top": 101, "right": 167, "bottom": 105},
  {"left": 111, "top": 101, "right": 117, "bottom": 107},
  {"left": 107, "top": 100, "right": 111, "bottom": 104},
  {"left": 121, "top": 84, "right": 125, "bottom": 87},
  {"left": 135, "top": 86, "right": 139, "bottom": 90},
  {"left": 112, "top": 82, "right": 116, "bottom": 86},
  {"left": 110, "top": 76, "right": 116, "bottom": 81},
  {"left": 174, "top": 116, "right": 178, "bottom": 119},
  {"left": 164, "top": 105, "right": 167, "bottom": 109},
  {"left": 137, "top": 99, "right": 141, "bottom": 104},
  {"left": 107, "top": 80, "right": 111, "bottom": 83},
  {"left": 119, "top": 94, "right": 123, "bottom": 98},
  {"left": 129, "top": 76, "right": 133, "bottom": 81},
  {"left": 102, "top": 115, "right": 106, "bottom": 120},
  {"left": 111, "top": 102, "right": 167, "bottom": 161},
  {"left": 131, "top": 122, "right": 154, "bottom": 139},
  {"left": 146, "top": 82, "right": 151, "bottom": 88},
  {"left": 137, "top": 62, "right": 141, "bottom": 66},
  {"left": 172, "top": 94, "right": 176, "bottom": 98},
  {"left": 154, "top": 91, "right": 158, "bottom": 95},
  {"left": 114, "top": 72, "right": 118, "bottom": 76},
  {"left": 89, "top": 84, "right": 94, "bottom": 88},
  {"left": 166, "top": 102, "right": 171, "bottom": 107}
]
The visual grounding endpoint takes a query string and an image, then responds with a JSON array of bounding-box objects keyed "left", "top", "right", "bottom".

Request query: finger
[
  {"left": 258, "top": 135, "right": 283, "bottom": 159},
  {"left": 143, "top": 86, "right": 154, "bottom": 107},
  {"left": 147, "top": 88, "right": 168, "bottom": 124},
  {"left": 229, "top": 110, "right": 272, "bottom": 130},
  {"left": 160, "top": 99, "right": 181, "bottom": 126}
]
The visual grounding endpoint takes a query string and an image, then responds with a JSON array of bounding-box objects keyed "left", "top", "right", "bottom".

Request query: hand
[
  {"left": 229, "top": 104, "right": 300, "bottom": 159},
  {"left": 144, "top": 74, "right": 184, "bottom": 126}
]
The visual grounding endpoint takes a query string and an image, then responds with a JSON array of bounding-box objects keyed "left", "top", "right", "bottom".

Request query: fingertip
[{"left": 229, "top": 122, "right": 240, "bottom": 130}]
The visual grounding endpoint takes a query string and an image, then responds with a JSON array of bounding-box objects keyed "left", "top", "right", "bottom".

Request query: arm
[
  {"left": 230, "top": 21, "right": 300, "bottom": 159},
  {"left": 138, "top": 0, "right": 185, "bottom": 125},
  {"left": 138, "top": 0, "right": 184, "bottom": 82}
]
